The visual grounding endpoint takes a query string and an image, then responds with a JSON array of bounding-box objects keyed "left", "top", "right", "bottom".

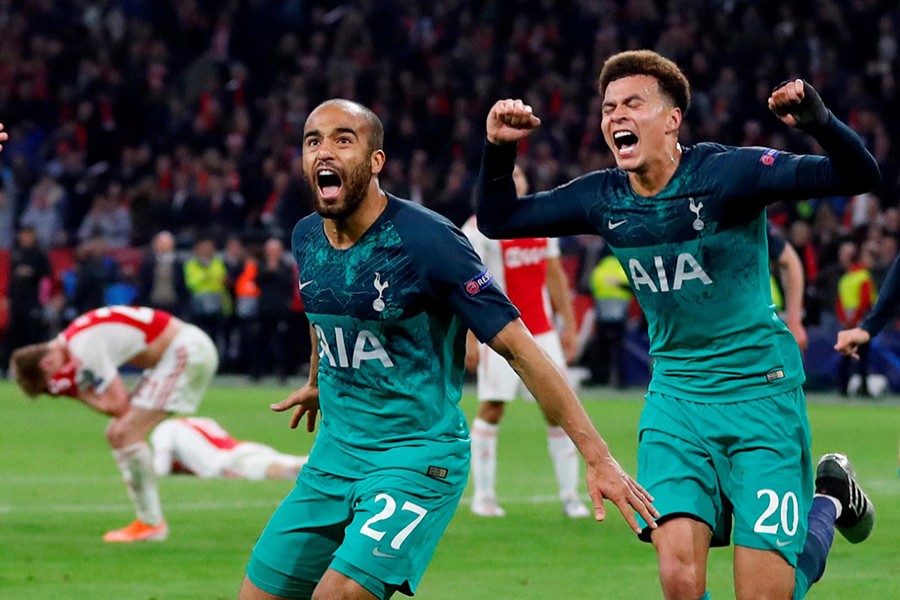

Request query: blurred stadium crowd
[{"left": 1, "top": 0, "right": 898, "bottom": 388}]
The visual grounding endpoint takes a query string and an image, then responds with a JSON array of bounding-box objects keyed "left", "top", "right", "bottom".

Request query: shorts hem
[{"left": 637, "top": 512, "right": 722, "bottom": 545}]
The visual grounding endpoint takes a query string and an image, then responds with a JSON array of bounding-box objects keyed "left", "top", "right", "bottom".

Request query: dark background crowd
[{"left": 1, "top": 0, "right": 898, "bottom": 391}]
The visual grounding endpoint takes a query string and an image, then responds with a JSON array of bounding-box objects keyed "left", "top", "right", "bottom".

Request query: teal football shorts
[
  {"left": 636, "top": 387, "right": 813, "bottom": 566},
  {"left": 246, "top": 464, "right": 465, "bottom": 599}
]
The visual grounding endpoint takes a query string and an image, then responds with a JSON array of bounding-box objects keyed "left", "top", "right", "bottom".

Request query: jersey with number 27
[{"left": 292, "top": 195, "right": 519, "bottom": 484}]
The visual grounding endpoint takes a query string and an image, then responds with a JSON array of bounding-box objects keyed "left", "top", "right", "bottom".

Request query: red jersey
[
  {"left": 60, "top": 306, "right": 172, "bottom": 393},
  {"left": 463, "top": 217, "right": 556, "bottom": 335}
]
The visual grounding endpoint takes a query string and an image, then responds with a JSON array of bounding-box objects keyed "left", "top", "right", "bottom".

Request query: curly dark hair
[{"left": 598, "top": 50, "right": 691, "bottom": 114}]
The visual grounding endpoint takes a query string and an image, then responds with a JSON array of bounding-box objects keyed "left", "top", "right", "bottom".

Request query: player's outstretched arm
[
  {"left": 271, "top": 326, "right": 320, "bottom": 432},
  {"left": 487, "top": 318, "right": 658, "bottom": 533},
  {"left": 857, "top": 254, "right": 900, "bottom": 340}
]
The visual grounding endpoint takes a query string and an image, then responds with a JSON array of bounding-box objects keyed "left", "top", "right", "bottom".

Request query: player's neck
[
  {"left": 627, "top": 142, "right": 682, "bottom": 197},
  {"left": 324, "top": 187, "right": 388, "bottom": 249}
]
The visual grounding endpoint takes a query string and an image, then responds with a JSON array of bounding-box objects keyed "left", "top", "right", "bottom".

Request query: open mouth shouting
[
  {"left": 316, "top": 166, "right": 343, "bottom": 200},
  {"left": 612, "top": 129, "right": 639, "bottom": 157}
]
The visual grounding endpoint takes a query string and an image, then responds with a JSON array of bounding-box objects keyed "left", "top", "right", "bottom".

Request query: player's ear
[
  {"left": 370, "top": 149, "right": 386, "bottom": 175},
  {"left": 665, "top": 106, "right": 682, "bottom": 135}
]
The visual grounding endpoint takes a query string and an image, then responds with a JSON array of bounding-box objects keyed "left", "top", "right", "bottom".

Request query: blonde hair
[{"left": 10, "top": 343, "right": 52, "bottom": 397}]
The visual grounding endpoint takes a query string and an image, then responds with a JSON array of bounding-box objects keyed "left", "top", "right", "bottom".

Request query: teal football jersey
[
  {"left": 478, "top": 128, "right": 879, "bottom": 400},
  {"left": 292, "top": 195, "right": 519, "bottom": 482}
]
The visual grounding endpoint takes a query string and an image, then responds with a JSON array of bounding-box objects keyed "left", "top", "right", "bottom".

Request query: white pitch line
[
  {"left": 0, "top": 495, "right": 568, "bottom": 515},
  {"left": 2, "top": 483, "right": 895, "bottom": 516}
]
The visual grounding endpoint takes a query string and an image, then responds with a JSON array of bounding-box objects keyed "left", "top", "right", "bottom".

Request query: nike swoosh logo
[
  {"left": 608, "top": 219, "right": 627, "bottom": 230},
  {"left": 775, "top": 539, "right": 792, "bottom": 547},
  {"left": 372, "top": 547, "right": 397, "bottom": 558},
  {"left": 298, "top": 280, "right": 313, "bottom": 291}
]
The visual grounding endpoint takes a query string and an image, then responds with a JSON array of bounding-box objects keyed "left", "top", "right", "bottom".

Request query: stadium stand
[{"left": 1, "top": 1, "right": 898, "bottom": 389}]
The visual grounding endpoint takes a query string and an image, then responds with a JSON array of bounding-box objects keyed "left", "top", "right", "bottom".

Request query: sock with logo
[
  {"left": 547, "top": 426, "right": 580, "bottom": 501},
  {"left": 470, "top": 418, "right": 499, "bottom": 503},
  {"left": 794, "top": 495, "right": 838, "bottom": 598},
  {"left": 113, "top": 441, "right": 164, "bottom": 525}
]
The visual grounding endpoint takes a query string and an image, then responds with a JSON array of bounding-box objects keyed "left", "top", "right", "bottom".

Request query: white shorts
[
  {"left": 226, "top": 442, "right": 308, "bottom": 480},
  {"left": 131, "top": 323, "right": 219, "bottom": 414},
  {"left": 477, "top": 330, "right": 565, "bottom": 402}
]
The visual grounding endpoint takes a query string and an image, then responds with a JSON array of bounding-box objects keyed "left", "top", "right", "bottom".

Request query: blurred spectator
[
  {"left": 872, "top": 232, "right": 899, "bottom": 289},
  {"left": 0, "top": 186, "right": 14, "bottom": 250},
  {"left": 137, "top": 231, "right": 188, "bottom": 318},
  {"left": 221, "top": 235, "right": 248, "bottom": 372},
  {"left": 1, "top": 0, "right": 898, "bottom": 390},
  {"left": 184, "top": 237, "right": 231, "bottom": 356},
  {"left": 70, "top": 238, "right": 120, "bottom": 315},
  {"left": 20, "top": 175, "right": 66, "bottom": 248},
  {"left": 232, "top": 246, "right": 261, "bottom": 376},
  {"left": 252, "top": 238, "right": 295, "bottom": 382},
  {"left": 76, "top": 187, "right": 132, "bottom": 248},
  {"left": 3, "top": 227, "right": 51, "bottom": 363},
  {"left": 835, "top": 240, "right": 878, "bottom": 396},
  {"left": 586, "top": 249, "right": 632, "bottom": 387}
]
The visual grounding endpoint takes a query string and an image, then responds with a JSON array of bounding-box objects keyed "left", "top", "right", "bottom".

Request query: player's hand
[
  {"left": 585, "top": 454, "right": 659, "bottom": 534},
  {"left": 0, "top": 122, "right": 7, "bottom": 152},
  {"left": 786, "top": 318, "right": 809, "bottom": 352},
  {"left": 768, "top": 79, "right": 829, "bottom": 129},
  {"left": 560, "top": 324, "right": 579, "bottom": 364},
  {"left": 486, "top": 99, "right": 541, "bottom": 145},
  {"left": 271, "top": 384, "right": 320, "bottom": 432},
  {"left": 834, "top": 327, "right": 871, "bottom": 360}
]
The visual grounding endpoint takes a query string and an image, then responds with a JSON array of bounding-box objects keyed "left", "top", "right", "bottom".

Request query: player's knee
[
  {"left": 477, "top": 401, "right": 505, "bottom": 424},
  {"left": 105, "top": 419, "right": 135, "bottom": 448},
  {"left": 657, "top": 555, "right": 706, "bottom": 600}
]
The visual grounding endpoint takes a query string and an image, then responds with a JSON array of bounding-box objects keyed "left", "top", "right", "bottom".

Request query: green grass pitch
[{"left": 1, "top": 380, "right": 897, "bottom": 599}]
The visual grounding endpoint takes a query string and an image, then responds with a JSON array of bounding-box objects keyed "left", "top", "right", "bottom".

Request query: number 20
[
  {"left": 754, "top": 489, "right": 799, "bottom": 536},
  {"left": 360, "top": 493, "right": 428, "bottom": 550}
]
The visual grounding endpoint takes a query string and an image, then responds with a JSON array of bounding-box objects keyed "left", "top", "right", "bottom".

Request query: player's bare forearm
[
  {"left": 80, "top": 378, "right": 129, "bottom": 417},
  {"left": 487, "top": 319, "right": 658, "bottom": 531},
  {"left": 488, "top": 320, "right": 603, "bottom": 456}
]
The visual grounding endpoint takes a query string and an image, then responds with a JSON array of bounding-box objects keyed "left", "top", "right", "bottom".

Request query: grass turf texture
[{"left": 1, "top": 380, "right": 897, "bottom": 599}]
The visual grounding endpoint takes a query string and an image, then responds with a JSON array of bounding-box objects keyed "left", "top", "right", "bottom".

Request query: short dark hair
[
  {"left": 598, "top": 50, "right": 691, "bottom": 114},
  {"left": 315, "top": 99, "right": 384, "bottom": 155}
]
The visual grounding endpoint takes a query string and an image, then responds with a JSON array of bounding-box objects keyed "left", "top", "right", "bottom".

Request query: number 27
[{"left": 360, "top": 493, "right": 428, "bottom": 550}]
